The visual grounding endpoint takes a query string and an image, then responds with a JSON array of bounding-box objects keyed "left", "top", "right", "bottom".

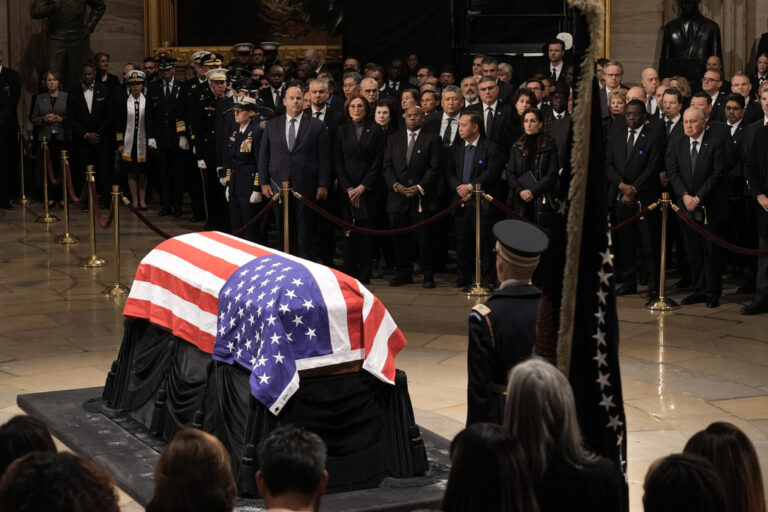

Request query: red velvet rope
[
  {"left": 90, "top": 181, "right": 115, "bottom": 229},
  {"left": 44, "top": 145, "right": 59, "bottom": 185},
  {"left": 293, "top": 191, "right": 466, "bottom": 236},
  {"left": 122, "top": 199, "right": 172, "bottom": 239},
  {"left": 673, "top": 207, "right": 768, "bottom": 256},
  {"left": 483, "top": 195, "right": 551, "bottom": 235},
  {"left": 63, "top": 159, "right": 89, "bottom": 204},
  {"left": 610, "top": 204, "right": 659, "bottom": 233},
  {"left": 231, "top": 194, "right": 280, "bottom": 237}
]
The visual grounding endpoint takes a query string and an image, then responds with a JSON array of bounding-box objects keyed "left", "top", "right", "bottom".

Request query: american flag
[{"left": 124, "top": 232, "right": 407, "bottom": 414}]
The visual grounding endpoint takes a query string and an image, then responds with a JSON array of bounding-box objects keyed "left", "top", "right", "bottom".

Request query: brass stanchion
[
  {"left": 103, "top": 185, "right": 129, "bottom": 296},
  {"left": 80, "top": 165, "right": 107, "bottom": 268},
  {"left": 18, "top": 125, "right": 28, "bottom": 205},
  {"left": 36, "top": 137, "right": 59, "bottom": 223},
  {"left": 56, "top": 150, "right": 79, "bottom": 244},
  {"left": 647, "top": 192, "right": 679, "bottom": 311},
  {"left": 465, "top": 184, "right": 493, "bottom": 297},
  {"left": 281, "top": 181, "right": 291, "bottom": 254}
]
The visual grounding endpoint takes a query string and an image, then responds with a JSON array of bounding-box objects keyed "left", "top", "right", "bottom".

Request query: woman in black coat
[
  {"left": 506, "top": 107, "right": 559, "bottom": 226},
  {"left": 334, "top": 93, "right": 385, "bottom": 283}
]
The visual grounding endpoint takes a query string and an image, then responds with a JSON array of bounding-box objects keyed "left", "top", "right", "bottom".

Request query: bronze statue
[
  {"left": 30, "top": 0, "right": 106, "bottom": 89},
  {"left": 659, "top": 0, "right": 721, "bottom": 85}
]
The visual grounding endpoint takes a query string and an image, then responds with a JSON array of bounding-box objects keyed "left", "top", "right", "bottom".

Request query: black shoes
[
  {"left": 158, "top": 208, "right": 171, "bottom": 217},
  {"left": 389, "top": 276, "right": 413, "bottom": 287},
  {"left": 737, "top": 283, "right": 756, "bottom": 294},
  {"left": 616, "top": 283, "right": 637, "bottom": 296},
  {"left": 681, "top": 293, "right": 707, "bottom": 305},
  {"left": 706, "top": 297, "right": 720, "bottom": 308},
  {"left": 423, "top": 279, "right": 436, "bottom": 289},
  {"left": 741, "top": 301, "right": 768, "bottom": 315}
]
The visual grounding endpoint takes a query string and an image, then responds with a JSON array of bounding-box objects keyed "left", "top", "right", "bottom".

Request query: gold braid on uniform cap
[{"left": 495, "top": 241, "right": 540, "bottom": 268}]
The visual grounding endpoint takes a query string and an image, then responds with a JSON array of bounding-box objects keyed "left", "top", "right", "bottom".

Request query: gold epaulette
[
  {"left": 116, "top": 133, "right": 124, "bottom": 142},
  {"left": 176, "top": 120, "right": 186, "bottom": 133},
  {"left": 472, "top": 304, "right": 491, "bottom": 316},
  {"left": 226, "top": 168, "right": 231, "bottom": 183},
  {"left": 253, "top": 172, "right": 259, "bottom": 187}
]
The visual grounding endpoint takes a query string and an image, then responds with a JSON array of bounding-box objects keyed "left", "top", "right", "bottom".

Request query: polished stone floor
[{"left": 1, "top": 200, "right": 767, "bottom": 511}]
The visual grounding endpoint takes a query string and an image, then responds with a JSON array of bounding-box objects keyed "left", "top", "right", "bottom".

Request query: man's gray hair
[
  {"left": 443, "top": 85, "right": 461, "bottom": 95},
  {"left": 343, "top": 71, "right": 362, "bottom": 84}
]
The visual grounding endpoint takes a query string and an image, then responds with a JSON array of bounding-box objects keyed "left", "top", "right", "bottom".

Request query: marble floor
[{"left": 1, "top": 200, "right": 768, "bottom": 511}]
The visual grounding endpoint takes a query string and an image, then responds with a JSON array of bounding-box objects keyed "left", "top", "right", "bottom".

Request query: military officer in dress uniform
[
  {"left": 190, "top": 66, "right": 228, "bottom": 230},
  {"left": 228, "top": 43, "right": 255, "bottom": 71},
  {"left": 225, "top": 96, "right": 265, "bottom": 242},
  {"left": 466, "top": 219, "right": 549, "bottom": 425},
  {"left": 176, "top": 50, "right": 210, "bottom": 221}
]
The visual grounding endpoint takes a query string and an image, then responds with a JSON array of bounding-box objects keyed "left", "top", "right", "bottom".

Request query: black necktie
[
  {"left": 626, "top": 129, "right": 635, "bottom": 161},
  {"left": 690, "top": 140, "right": 699, "bottom": 174},
  {"left": 165, "top": 83, "right": 171, "bottom": 98},
  {"left": 443, "top": 118, "right": 453, "bottom": 146},
  {"left": 485, "top": 107, "right": 494, "bottom": 138},
  {"left": 463, "top": 145, "right": 475, "bottom": 183},
  {"left": 314, "top": 111, "right": 322, "bottom": 120},
  {"left": 646, "top": 97, "right": 653, "bottom": 114},
  {"left": 666, "top": 119, "right": 673, "bottom": 135},
  {"left": 551, "top": 68, "right": 557, "bottom": 82},
  {"left": 406, "top": 132, "right": 417, "bottom": 164}
]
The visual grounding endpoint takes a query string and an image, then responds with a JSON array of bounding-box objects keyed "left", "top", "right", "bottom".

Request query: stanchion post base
[
  {"left": 18, "top": 197, "right": 29, "bottom": 205},
  {"left": 464, "top": 284, "right": 494, "bottom": 297},
  {"left": 56, "top": 233, "right": 80, "bottom": 244},
  {"left": 102, "top": 284, "right": 130, "bottom": 297},
  {"left": 36, "top": 214, "right": 59, "bottom": 224},
  {"left": 80, "top": 255, "right": 107, "bottom": 268},
  {"left": 646, "top": 297, "right": 680, "bottom": 311}
]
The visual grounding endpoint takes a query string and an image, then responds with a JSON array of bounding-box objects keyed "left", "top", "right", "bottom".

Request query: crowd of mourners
[
  {"left": 0, "top": 358, "right": 764, "bottom": 511},
  {"left": 4, "top": 39, "right": 768, "bottom": 308}
]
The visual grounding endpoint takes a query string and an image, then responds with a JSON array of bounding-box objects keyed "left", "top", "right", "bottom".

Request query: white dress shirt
[
  {"left": 311, "top": 105, "right": 327, "bottom": 121},
  {"left": 550, "top": 61, "right": 563, "bottom": 82},
  {"left": 83, "top": 84, "right": 94, "bottom": 114},
  {"left": 727, "top": 119, "right": 741, "bottom": 136},
  {"left": 440, "top": 113, "right": 459, "bottom": 144}
]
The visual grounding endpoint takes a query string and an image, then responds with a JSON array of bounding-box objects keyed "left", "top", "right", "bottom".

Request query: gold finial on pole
[
  {"left": 281, "top": 182, "right": 291, "bottom": 254},
  {"left": 80, "top": 165, "right": 107, "bottom": 268},
  {"left": 56, "top": 150, "right": 79, "bottom": 244},
  {"left": 103, "top": 185, "right": 129, "bottom": 296},
  {"left": 36, "top": 137, "right": 59, "bottom": 223},
  {"left": 647, "top": 193, "right": 679, "bottom": 311},
  {"left": 18, "top": 125, "right": 28, "bottom": 205},
  {"left": 465, "top": 183, "right": 493, "bottom": 297}
]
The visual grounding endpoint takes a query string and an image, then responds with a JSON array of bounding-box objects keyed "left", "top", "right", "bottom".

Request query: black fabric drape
[
  {"left": 342, "top": 0, "right": 451, "bottom": 67},
  {"left": 103, "top": 318, "right": 428, "bottom": 496}
]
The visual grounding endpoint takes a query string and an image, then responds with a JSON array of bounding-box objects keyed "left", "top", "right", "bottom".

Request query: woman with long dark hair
[
  {"left": 335, "top": 94, "right": 385, "bottom": 283},
  {"left": 505, "top": 107, "right": 558, "bottom": 226},
  {"left": 684, "top": 422, "right": 766, "bottom": 512},
  {"left": 442, "top": 423, "right": 538, "bottom": 512}
]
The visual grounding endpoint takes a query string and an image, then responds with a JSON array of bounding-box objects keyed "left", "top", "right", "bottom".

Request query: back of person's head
[
  {"left": 684, "top": 422, "right": 766, "bottom": 512},
  {"left": 0, "top": 451, "right": 119, "bottom": 512},
  {"left": 0, "top": 415, "right": 56, "bottom": 476},
  {"left": 146, "top": 428, "right": 236, "bottom": 512},
  {"left": 503, "top": 358, "right": 592, "bottom": 478},
  {"left": 256, "top": 425, "right": 327, "bottom": 505},
  {"left": 442, "top": 423, "right": 538, "bottom": 512},
  {"left": 643, "top": 453, "right": 727, "bottom": 512}
]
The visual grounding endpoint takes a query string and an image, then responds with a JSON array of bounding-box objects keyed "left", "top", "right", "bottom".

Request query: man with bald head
[
  {"left": 666, "top": 106, "right": 727, "bottom": 307},
  {"left": 626, "top": 86, "right": 664, "bottom": 135},
  {"left": 641, "top": 68, "right": 660, "bottom": 115},
  {"left": 383, "top": 105, "right": 443, "bottom": 288}
]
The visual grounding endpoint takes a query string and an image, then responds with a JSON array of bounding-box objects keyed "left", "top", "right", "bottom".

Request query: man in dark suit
[
  {"left": 259, "top": 64, "right": 286, "bottom": 114},
  {"left": 541, "top": 38, "right": 568, "bottom": 88},
  {"left": 701, "top": 69, "right": 727, "bottom": 122},
  {"left": 599, "top": 61, "right": 629, "bottom": 124},
  {"left": 641, "top": 67, "right": 661, "bottom": 116},
  {"left": 423, "top": 85, "right": 462, "bottom": 148},
  {"left": 67, "top": 62, "right": 114, "bottom": 204},
  {"left": 689, "top": 93, "right": 729, "bottom": 143},
  {"left": 663, "top": 88, "right": 685, "bottom": 141},
  {"left": 0, "top": 49, "right": 20, "bottom": 209},
  {"left": 382, "top": 58, "right": 407, "bottom": 98},
  {"left": 607, "top": 100, "right": 664, "bottom": 300},
  {"left": 742, "top": 125, "right": 768, "bottom": 314},
  {"left": 446, "top": 110, "right": 504, "bottom": 288},
  {"left": 547, "top": 87, "right": 572, "bottom": 173},
  {"left": 466, "top": 219, "right": 547, "bottom": 425},
  {"left": 146, "top": 57, "right": 183, "bottom": 217},
  {"left": 471, "top": 76, "right": 515, "bottom": 155},
  {"left": 259, "top": 84, "right": 330, "bottom": 260},
  {"left": 731, "top": 73, "right": 763, "bottom": 125},
  {"left": 666, "top": 106, "right": 727, "bottom": 307},
  {"left": 382, "top": 105, "right": 443, "bottom": 288},
  {"left": 480, "top": 57, "right": 514, "bottom": 104},
  {"left": 305, "top": 78, "right": 344, "bottom": 267}
]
